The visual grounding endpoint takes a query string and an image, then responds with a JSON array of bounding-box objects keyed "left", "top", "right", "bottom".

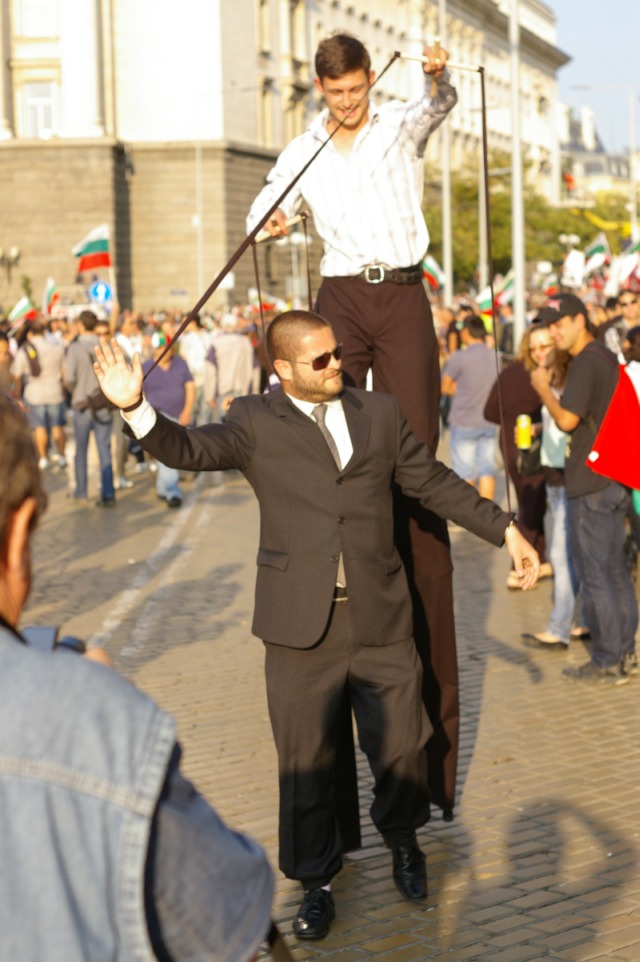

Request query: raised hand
[{"left": 93, "top": 340, "right": 144, "bottom": 410}]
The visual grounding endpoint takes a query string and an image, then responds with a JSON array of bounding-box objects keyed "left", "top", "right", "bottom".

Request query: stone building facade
[{"left": 0, "top": 0, "right": 568, "bottom": 313}]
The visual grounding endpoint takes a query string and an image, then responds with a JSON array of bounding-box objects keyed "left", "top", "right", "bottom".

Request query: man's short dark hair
[
  {"left": 315, "top": 33, "right": 370, "bottom": 80},
  {"left": 78, "top": 310, "right": 98, "bottom": 332},
  {"left": 0, "top": 395, "right": 47, "bottom": 558},
  {"left": 266, "top": 310, "right": 332, "bottom": 365},
  {"left": 463, "top": 314, "right": 487, "bottom": 341}
]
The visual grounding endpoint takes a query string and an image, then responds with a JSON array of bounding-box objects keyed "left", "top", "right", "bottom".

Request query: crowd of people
[
  {"left": 0, "top": 305, "right": 267, "bottom": 508},
  {"left": 434, "top": 288, "right": 640, "bottom": 682},
  {"left": 1, "top": 25, "right": 639, "bottom": 960}
]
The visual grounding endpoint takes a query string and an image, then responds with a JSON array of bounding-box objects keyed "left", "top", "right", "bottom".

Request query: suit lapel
[
  {"left": 268, "top": 387, "right": 338, "bottom": 468},
  {"left": 341, "top": 389, "right": 371, "bottom": 473},
  {"left": 267, "top": 387, "right": 371, "bottom": 472}
]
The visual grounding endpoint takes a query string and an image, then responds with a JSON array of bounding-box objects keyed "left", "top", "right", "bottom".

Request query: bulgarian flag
[
  {"left": 495, "top": 269, "right": 515, "bottom": 306},
  {"left": 583, "top": 232, "right": 610, "bottom": 276},
  {"left": 422, "top": 255, "right": 445, "bottom": 292},
  {"left": 544, "top": 273, "right": 560, "bottom": 297},
  {"left": 8, "top": 295, "right": 37, "bottom": 325},
  {"left": 586, "top": 361, "right": 640, "bottom": 490},
  {"left": 72, "top": 224, "right": 111, "bottom": 272},
  {"left": 42, "top": 277, "right": 60, "bottom": 317},
  {"left": 475, "top": 285, "right": 495, "bottom": 332}
]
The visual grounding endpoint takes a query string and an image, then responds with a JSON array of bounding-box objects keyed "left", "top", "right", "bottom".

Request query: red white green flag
[
  {"left": 583, "top": 232, "right": 610, "bottom": 276},
  {"left": 422, "top": 255, "right": 445, "bottom": 292},
  {"left": 8, "top": 295, "right": 37, "bottom": 324},
  {"left": 587, "top": 362, "right": 640, "bottom": 490},
  {"left": 475, "top": 285, "right": 493, "bottom": 324},
  {"left": 72, "top": 224, "right": 111, "bottom": 272},
  {"left": 42, "top": 277, "right": 60, "bottom": 317},
  {"left": 495, "top": 269, "right": 515, "bottom": 306}
]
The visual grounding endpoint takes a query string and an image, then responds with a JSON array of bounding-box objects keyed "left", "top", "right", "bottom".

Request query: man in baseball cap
[{"left": 530, "top": 293, "right": 638, "bottom": 686}]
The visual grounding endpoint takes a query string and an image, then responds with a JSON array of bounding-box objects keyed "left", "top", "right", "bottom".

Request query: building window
[
  {"left": 259, "top": 78, "right": 274, "bottom": 147},
  {"left": 289, "top": 0, "right": 306, "bottom": 62},
  {"left": 15, "top": 0, "right": 58, "bottom": 37},
  {"left": 258, "top": 0, "right": 271, "bottom": 53},
  {"left": 21, "top": 81, "right": 57, "bottom": 138}
]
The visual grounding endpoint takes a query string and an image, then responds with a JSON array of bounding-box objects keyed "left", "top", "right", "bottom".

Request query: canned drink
[{"left": 516, "top": 415, "right": 532, "bottom": 450}]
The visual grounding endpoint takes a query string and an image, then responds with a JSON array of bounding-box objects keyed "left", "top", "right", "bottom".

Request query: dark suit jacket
[{"left": 136, "top": 387, "right": 510, "bottom": 647}]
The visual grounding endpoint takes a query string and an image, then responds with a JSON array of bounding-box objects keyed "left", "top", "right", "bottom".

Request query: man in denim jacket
[{"left": 0, "top": 393, "right": 273, "bottom": 961}]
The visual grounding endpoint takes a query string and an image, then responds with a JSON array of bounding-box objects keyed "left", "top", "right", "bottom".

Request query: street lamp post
[{"left": 510, "top": 0, "right": 526, "bottom": 350}]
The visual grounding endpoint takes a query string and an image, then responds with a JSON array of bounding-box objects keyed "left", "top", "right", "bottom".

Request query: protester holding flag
[{"left": 531, "top": 294, "right": 638, "bottom": 686}]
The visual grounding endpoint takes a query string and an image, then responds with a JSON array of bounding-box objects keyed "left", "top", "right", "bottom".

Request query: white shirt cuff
[{"left": 121, "top": 398, "right": 157, "bottom": 438}]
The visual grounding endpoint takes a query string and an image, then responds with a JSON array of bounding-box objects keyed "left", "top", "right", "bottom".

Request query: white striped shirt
[{"left": 247, "top": 74, "right": 457, "bottom": 277}]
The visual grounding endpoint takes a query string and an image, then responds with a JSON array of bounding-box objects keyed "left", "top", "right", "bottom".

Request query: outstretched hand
[
  {"left": 504, "top": 525, "right": 540, "bottom": 591},
  {"left": 93, "top": 340, "right": 144, "bottom": 410}
]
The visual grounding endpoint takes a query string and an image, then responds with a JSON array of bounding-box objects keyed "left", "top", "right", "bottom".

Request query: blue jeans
[
  {"left": 449, "top": 426, "right": 497, "bottom": 481},
  {"left": 156, "top": 460, "right": 182, "bottom": 501},
  {"left": 155, "top": 414, "right": 183, "bottom": 501},
  {"left": 546, "top": 486, "right": 578, "bottom": 641},
  {"left": 73, "top": 408, "right": 115, "bottom": 500},
  {"left": 567, "top": 483, "right": 638, "bottom": 667}
]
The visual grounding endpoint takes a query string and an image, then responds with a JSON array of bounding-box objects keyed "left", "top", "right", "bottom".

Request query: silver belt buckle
[{"left": 364, "top": 264, "right": 385, "bottom": 284}]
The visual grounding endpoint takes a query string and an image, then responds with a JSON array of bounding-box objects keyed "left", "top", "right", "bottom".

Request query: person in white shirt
[{"left": 247, "top": 32, "right": 461, "bottom": 819}]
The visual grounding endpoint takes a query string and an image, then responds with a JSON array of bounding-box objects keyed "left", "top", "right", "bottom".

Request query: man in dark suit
[{"left": 95, "top": 310, "right": 539, "bottom": 941}]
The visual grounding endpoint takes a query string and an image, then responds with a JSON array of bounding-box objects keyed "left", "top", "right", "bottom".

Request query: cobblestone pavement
[{"left": 25, "top": 445, "right": 640, "bottom": 962}]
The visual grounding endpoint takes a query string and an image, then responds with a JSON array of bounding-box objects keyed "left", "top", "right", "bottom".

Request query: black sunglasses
[{"left": 292, "top": 344, "right": 343, "bottom": 371}]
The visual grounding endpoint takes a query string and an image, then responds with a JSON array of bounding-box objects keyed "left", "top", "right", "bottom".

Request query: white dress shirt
[
  {"left": 286, "top": 395, "right": 353, "bottom": 469},
  {"left": 247, "top": 74, "right": 457, "bottom": 276}
]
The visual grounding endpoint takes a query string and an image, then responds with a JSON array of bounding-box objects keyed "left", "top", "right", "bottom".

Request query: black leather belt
[
  {"left": 333, "top": 586, "right": 349, "bottom": 602},
  {"left": 357, "top": 263, "right": 423, "bottom": 285}
]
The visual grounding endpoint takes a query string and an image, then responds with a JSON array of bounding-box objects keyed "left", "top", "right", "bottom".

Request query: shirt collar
[
  {"left": 309, "top": 103, "right": 380, "bottom": 142},
  {"left": 285, "top": 392, "right": 344, "bottom": 418},
  {"left": 0, "top": 615, "right": 25, "bottom": 644}
]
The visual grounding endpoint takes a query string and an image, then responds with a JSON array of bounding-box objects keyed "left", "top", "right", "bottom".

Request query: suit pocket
[{"left": 256, "top": 548, "right": 290, "bottom": 571}]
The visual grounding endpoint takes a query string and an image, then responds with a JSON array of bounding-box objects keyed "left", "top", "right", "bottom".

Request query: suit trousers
[
  {"left": 264, "top": 600, "right": 432, "bottom": 888},
  {"left": 316, "top": 276, "right": 459, "bottom": 811}
]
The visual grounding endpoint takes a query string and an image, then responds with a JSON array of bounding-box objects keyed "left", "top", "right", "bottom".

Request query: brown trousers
[{"left": 316, "top": 276, "right": 459, "bottom": 826}]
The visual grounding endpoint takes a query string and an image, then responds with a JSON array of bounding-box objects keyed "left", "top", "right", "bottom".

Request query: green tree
[{"left": 424, "top": 156, "right": 629, "bottom": 291}]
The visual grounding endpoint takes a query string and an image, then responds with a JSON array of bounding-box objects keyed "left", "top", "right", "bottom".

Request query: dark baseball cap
[
  {"left": 544, "top": 293, "right": 588, "bottom": 323},
  {"left": 530, "top": 306, "right": 561, "bottom": 327}
]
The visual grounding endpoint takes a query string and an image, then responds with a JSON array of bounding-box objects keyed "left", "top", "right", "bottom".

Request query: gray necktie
[
  {"left": 312, "top": 404, "right": 346, "bottom": 588},
  {"left": 312, "top": 404, "right": 342, "bottom": 469}
]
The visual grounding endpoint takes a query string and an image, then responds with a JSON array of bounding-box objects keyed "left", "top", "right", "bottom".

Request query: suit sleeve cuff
[{"left": 121, "top": 398, "right": 157, "bottom": 438}]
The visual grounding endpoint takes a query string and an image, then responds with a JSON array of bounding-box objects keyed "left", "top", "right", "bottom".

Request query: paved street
[{"left": 25, "top": 443, "right": 640, "bottom": 962}]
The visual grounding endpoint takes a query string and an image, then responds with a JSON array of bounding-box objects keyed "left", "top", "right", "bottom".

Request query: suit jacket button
[
  {"left": 338, "top": 516, "right": 346, "bottom": 524},
  {"left": 330, "top": 554, "right": 339, "bottom": 563},
  {"left": 336, "top": 478, "right": 344, "bottom": 485}
]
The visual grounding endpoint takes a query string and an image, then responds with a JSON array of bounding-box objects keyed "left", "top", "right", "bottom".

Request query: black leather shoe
[
  {"left": 292, "top": 888, "right": 335, "bottom": 940},
  {"left": 389, "top": 836, "right": 427, "bottom": 901}
]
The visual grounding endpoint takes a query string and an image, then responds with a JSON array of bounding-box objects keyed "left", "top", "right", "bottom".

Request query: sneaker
[
  {"left": 115, "top": 476, "right": 133, "bottom": 490},
  {"left": 95, "top": 497, "right": 117, "bottom": 508},
  {"left": 167, "top": 496, "right": 182, "bottom": 508},
  {"left": 57, "top": 456, "right": 67, "bottom": 469},
  {"left": 563, "top": 661, "right": 630, "bottom": 687},
  {"left": 38, "top": 457, "right": 49, "bottom": 470},
  {"left": 621, "top": 652, "right": 639, "bottom": 677},
  {"left": 134, "top": 461, "right": 149, "bottom": 473}
]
